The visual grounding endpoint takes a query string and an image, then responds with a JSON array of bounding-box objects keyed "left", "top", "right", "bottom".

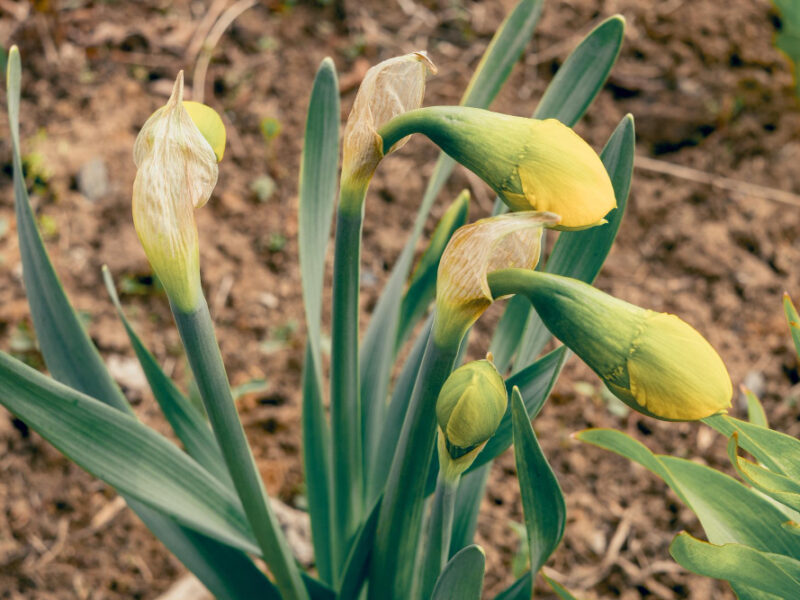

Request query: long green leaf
[
  {"left": 338, "top": 499, "right": 382, "bottom": 600},
  {"left": 704, "top": 414, "right": 800, "bottom": 480},
  {"left": 359, "top": 0, "right": 545, "bottom": 491},
  {"left": 0, "top": 351, "right": 258, "bottom": 554},
  {"left": 745, "top": 388, "right": 769, "bottom": 427},
  {"left": 728, "top": 434, "right": 800, "bottom": 514},
  {"left": 7, "top": 45, "right": 276, "bottom": 599},
  {"left": 449, "top": 463, "right": 491, "bottom": 557},
  {"left": 495, "top": 572, "right": 533, "bottom": 600},
  {"left": 431, "top": 545, "right": 486, "bottom": 600},
  {"left": 533, "top": 15, "right": 625, "bottom": 123},
  {"left": 670, "top": 533, "right": 800, "bottom": 597},
  {"left": 578, "top": 428, "right": 800, "bottom": 559},
  {"left": 131, "top": 511, "right": 280, "bottom": 600},
  {"left": 298, "top": 57, "right": 340, "bottom": 585},
  {"left": 512, "top": 114, "right": 635, "bottom": 370},
  {"left": 368, "top": 314, "right": 433, "bottom": 502},
  {"left": 784, "top": 293, "right": 800, "bottom": 360},
  {"left": 102, "top": 267, "right": 230, "bottom": 484},
  {"left": 543, "top": 574, "right": 582, "bottom": 600},
  {"left": 511, "top": 387, "right": 566, "bottom": 572}
]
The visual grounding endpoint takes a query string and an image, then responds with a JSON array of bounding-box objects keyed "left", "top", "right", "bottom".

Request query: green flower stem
[
  {"left": 486, "top": 267, "right": 536, "bottom": 299},
  {"left": 378, "top": 107, "right": 438, "bottom": 154},
  {"left": 369, "top": 323, "right": 461, "bottom": 600},
  {"left": 417, "top": 471, "right": 459, "bottom": 600},
  {"left": 172, "top": 298, "right": 308, "bottom": 600},
  {"left": 330, "top": 177, "right": 368, "bottom": 577}
]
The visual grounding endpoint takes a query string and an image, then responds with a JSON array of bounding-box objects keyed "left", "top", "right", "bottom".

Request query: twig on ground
[{"left": 636, "top": 155, "right": 800, "bottom": 209}]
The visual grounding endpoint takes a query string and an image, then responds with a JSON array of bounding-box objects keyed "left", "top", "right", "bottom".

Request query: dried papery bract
[
  {"left": 132, "top": 72, "right": 219, "bottom": 311},
  {"left": 341, "top": 52, "right": 436, "bottom": 185},
  {"left": 434, "top": 211, "right": 560, "bottom": 344}
]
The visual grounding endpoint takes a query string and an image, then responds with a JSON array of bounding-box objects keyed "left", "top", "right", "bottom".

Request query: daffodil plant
[{"left": 1, "top": 2, "right": 737, "bottom": 599}]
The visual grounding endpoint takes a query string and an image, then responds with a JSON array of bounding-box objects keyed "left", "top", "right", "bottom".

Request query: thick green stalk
[
  {"left": 369, "top": 320, "right": 461, "bottom": 600},
  {"left": 417, "top": 471, "right": 459, "bottom": 599},
  {"left": 172, "top": 299, "right": 308, "bottom": 600},
  {"left": 378, "top": 108, "right": 434, "bottom": 155},
  {"left": 330, "top": 178, "right": 368, "bottom": 576}
]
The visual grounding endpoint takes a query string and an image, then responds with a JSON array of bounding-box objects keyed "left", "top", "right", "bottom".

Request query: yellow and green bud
[
  {"left": 513, "top": 271, "right": 732, "bottom": 421},
  {"left": 434, "top": 211, "right": 559, "bottom": 345},
  {"left": 378, "top": 106, "right": 615, "bottom": 229},
  {"left": 132, "top": 72, "right": 225, "bottom": 312},
  {"left": 436, "top": 356, "right": 508, "bottom": 481},
  {"left": 341, "top": 52, "right": 436, "bottom": 185},
  {"left": 183, "top": 100, "right": 226, "bottom": 162}
]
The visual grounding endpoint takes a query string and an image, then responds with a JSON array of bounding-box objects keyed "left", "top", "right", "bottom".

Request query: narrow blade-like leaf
[
  {"left": 449, "top": 463, "right": 491, "bottom": 557},
  {"left": 704, "top": 414, "right": 800, "bottom": 480},
  {"left": 511, "top": 387, "right": 566, "bottom": 572},
  {"left": 543, "top": 574, "right": 582, "bottom": 600},
  {"left": 431, "top": 545, "right": 486, "bottom": 600},
  {"left": 784, "top": 293, "right": 800, "bottom": 360},
  {"left": 495, "top": 572, "right": 533, "bottom": 600},
  {"left": 298, "top": 57, "right": 340, "bottom": 584},
  {"left": 533, "top": 15, "right": 625, "bottom": 123},
  {"left": 0, "top": 351, "right": 257, "bottom": 554},
  {"left": 338, "top": 499, "right": 382, "bottom": 600},
  {"left": 670, "top": 533, "right": 800, "bottom": 597},
  {"left": 102, "top": 267, "right": 230, "bottom": 484},
  {"left": 578, "top": 428, "right": 800, "bottom": 559}
]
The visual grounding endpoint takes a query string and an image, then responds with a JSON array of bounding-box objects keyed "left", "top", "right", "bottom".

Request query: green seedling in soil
[{"left": 0, "top": 2, "right": 754, "bottom": 598}]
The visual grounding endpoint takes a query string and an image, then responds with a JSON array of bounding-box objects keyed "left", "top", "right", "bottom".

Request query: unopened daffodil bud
[
  {"left": 378, "top": 106, "right": 615, "bottom": 229},
  {"left": 132, "top": 72, "right": 224, "bottom": 312},
  {"left": 496, "top": 270, "right": 732, "bottom": 421},
  {"left": 436, "top": 355, "right": 507, "bottom": 481},
  {"left": 183, "top": 101, "right": 226, "bottom": 162},
  {"left": 434, "top": 211, "right": 559, "bottom": 345},
  {"left": 341, "top": 52, "right": 436, "bottom": 187}
]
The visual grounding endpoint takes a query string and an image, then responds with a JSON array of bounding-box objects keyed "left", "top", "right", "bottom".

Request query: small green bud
[
  {"left": 436, "top": 356, "right": 507, "bottom": 480},
  {"left": 517, "top": 271, "right": 732, "bottom": 421}
]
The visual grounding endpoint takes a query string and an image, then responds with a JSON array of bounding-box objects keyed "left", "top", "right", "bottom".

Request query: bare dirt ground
[{"left": 0, "top": 0, "right": 799, "bottom": 598}]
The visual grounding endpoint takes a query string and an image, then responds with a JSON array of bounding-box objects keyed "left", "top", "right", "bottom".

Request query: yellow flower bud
[
  {"left": 378, "top": 107, "right": 616, "bottom": 229},
  {"left": 183, "top": 101, "right": 226, "bottom": 162},
  {"left": 435, "top": 211, "right": 559, "bottom": 345},
  {"left": 512, "top": 271, "right": 732, "bottom": 421},
  {"left": 341, "top": 52, "right": 436, "bottom": 184},
  {"left": 132, "top": 72, "right": 219, "bottom": 312},
  {"left": 436, "top": 356, "right": 507, "bottom": 480}
]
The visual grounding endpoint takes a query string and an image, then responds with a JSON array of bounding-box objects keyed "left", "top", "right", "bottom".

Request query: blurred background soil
[{"left": 0, "top": 0, "right": 799, "bottom": 598}]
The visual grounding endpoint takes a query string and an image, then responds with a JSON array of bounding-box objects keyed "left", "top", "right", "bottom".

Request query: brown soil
[{"left": 1, "top": 0, "right": 799, "bottom": 598}]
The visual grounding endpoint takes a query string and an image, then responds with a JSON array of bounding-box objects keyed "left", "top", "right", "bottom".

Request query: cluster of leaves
[{"left": 579, "top": 296, "right": 800, "bottom": 599}]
